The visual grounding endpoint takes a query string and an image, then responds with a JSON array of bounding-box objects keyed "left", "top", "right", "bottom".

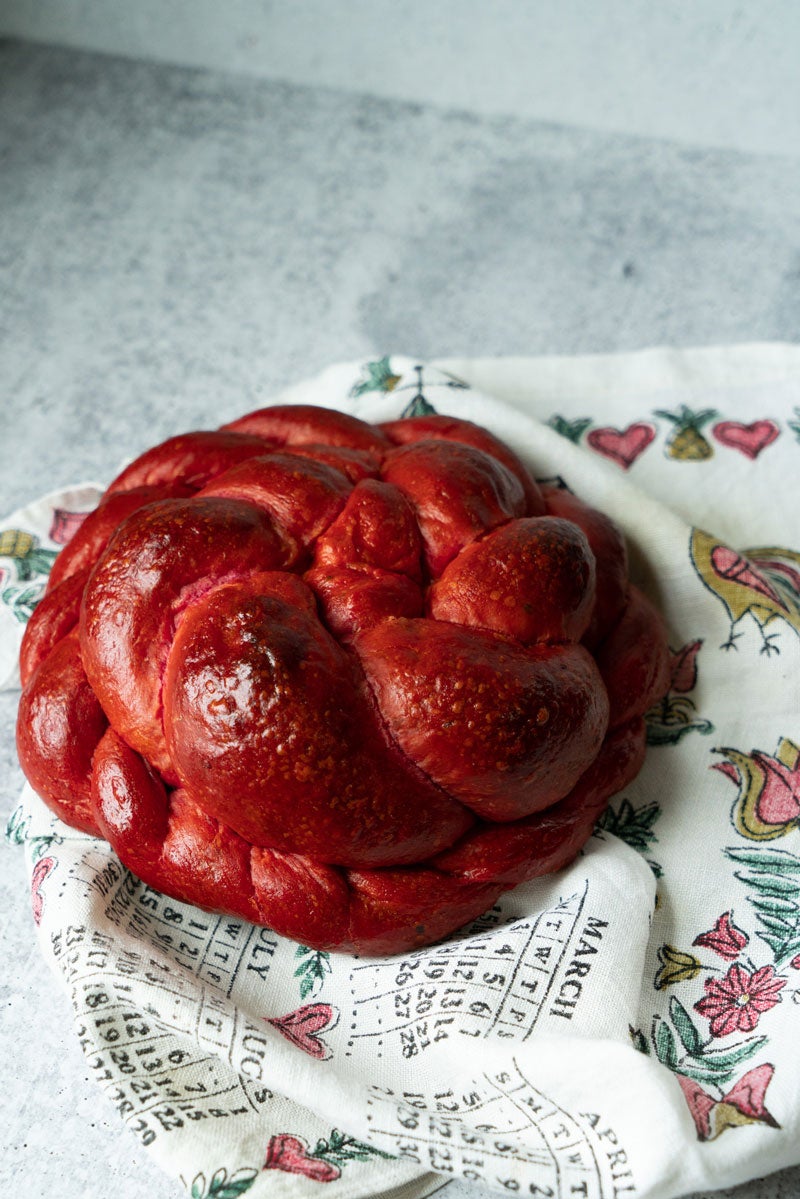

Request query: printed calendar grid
[
  {"left": 348, "top": 884, "right": 590, "bottom": 1059},
  {"left": 364, "top": 1058, "right": 611, "bottom": 1197}
]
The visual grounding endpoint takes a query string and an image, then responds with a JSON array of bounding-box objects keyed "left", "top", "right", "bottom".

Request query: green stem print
[
  {"left": 264, "top": 1128, "right": 392, "bottom": 1183},
  {"left": 400, "top": 364, "right": 437, "bottom": 418},
  {"left": 645, "top": 996, "right": 767, "bottom": 1088}
]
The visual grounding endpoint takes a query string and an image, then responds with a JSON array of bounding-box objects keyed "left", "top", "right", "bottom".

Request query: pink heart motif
[
  {"left": 712, "top": 420, "right": 780, "bottom": 459},
  {"left": 264, "top": 1134, "right": 340, "bottom": 1182},
  {"left": 31, "top": 856, "right": 56, "bottom": 925},
  {"left": 267, "top": 1003, "right": 337, "bottom": 1060},
  {"left": 586, "top": 423, "right": 656, "bottom": 470}
]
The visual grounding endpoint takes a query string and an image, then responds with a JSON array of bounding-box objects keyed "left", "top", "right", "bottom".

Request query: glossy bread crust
[{"left": 17, "top": 405, "right": 670, "bottom": 953}]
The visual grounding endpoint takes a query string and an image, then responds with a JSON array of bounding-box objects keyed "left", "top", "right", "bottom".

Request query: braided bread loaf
[{"left": 17, "top": 405, "right": 669, "bottom": 953}]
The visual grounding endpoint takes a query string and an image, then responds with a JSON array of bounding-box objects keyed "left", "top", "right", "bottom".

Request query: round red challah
[{"left": 17, "top": 405, "right": 669, "bottom": 953}]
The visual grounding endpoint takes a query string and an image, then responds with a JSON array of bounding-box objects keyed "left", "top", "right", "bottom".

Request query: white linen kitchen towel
[{"left": 4, "top": 345, "right": 800, "bottom": 1199}]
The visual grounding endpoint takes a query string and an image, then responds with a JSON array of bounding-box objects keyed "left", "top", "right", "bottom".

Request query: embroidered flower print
[{"left": 694, "top": 964, "right": 786, "bottom": 1037}]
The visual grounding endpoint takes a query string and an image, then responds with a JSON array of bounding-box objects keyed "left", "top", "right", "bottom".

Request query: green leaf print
[
  {"left": 597, "top": 797, "right": 662, "bottom": 853},
  {"left": 726, "top": 846, "right": 800, "bottom": 874},
  {"left": 724, "top": 846, "right": 800, "bottom": 967},
  {"left": 189, "top": 1166, "right": 258, "bottom": 1198},
  {"left": 629, "top": 1026, "right": 650, "bottom": 1055},
  {"left": 313, "top": 1129, "right": 393, "bottom": 1167},
  {"left": 294, "top": 945, "right": 332, "bottom": 1000},
  {"left": 649, "top": 998, "right": 768, "bottom": 1089},
  {"left": 546, "top": 415, "right": 593, "bottom": 444},
  {"left": 652, "top": 1015, "right": 678, "bottom": 1069},
  {"left": 5, "top": 805, "right": 29, "bottom": 846},
  {"left": 669, "top": 997, "right": 704, "bottom": 1056}
]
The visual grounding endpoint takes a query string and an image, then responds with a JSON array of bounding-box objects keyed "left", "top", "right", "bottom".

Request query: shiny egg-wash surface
[{"left": 17, "top": 405, "right": 669, "bottom": 952}]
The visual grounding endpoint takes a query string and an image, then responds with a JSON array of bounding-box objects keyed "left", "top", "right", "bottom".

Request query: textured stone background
[{"left": 1, "top": 25, "right": 799, "bottom": 1199}]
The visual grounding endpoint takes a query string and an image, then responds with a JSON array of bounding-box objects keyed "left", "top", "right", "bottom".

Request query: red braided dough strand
[{"left": 17, "top": 405, "right": 669, "bottom": 953}]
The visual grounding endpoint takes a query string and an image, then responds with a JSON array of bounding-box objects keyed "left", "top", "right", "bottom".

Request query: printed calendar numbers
[
  {"left": 50, "top": 864, "right": 279, "bottom": 1154},
  {"left": 364, "top": 1062, "right": 626, "bottom": 1197},
  {"left": 350, "top": 887, "right": 590, "bottom": 1057}
]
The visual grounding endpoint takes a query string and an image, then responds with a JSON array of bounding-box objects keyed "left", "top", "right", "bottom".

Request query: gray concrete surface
[{"left": 1, "top": 2, "right": 799, "bottom": 155}]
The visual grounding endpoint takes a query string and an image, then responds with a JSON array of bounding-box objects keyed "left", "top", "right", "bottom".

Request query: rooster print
[{"left": 690, "top": 530, "right": 800, "bottom": 655}]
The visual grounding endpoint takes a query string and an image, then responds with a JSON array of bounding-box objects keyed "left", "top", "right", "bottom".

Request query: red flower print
[
  {"left": 692, "top": 912, "right": 748, "bottom": 960},
  {"left": 678, "top": 1063, "right": 780, "bottom": 1141},
  {"left": 31, "top": 856, "right": 56, "bottom": 925},
  {"left": 694, "top": 964, "right": 786, "bottom": 1037},
  {"left": 264, "top": 1134, "right": 340, "bottom": 1182}
]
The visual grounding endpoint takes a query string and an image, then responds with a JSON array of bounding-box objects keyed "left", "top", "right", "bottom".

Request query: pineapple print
[
  {"left": 0, "top": 529, "right": 57, "bottom": 581},
  {"left": 0, "top": 528, "right": 34, "bottom": 560},
  {"left": 0, "top": 528, "right": 58, "bottom": 622},
  {"left": 654, "top": 405, "right": 717, "bottom": 461}
]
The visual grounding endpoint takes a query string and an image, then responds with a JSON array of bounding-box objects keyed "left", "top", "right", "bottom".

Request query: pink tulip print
[
  {"left": 714, "top": 737, "right": 800, "bottom": 841},
  {"left": 668, "top": 640, "right": 702, "bottom": 692},
  {"left": 677, "top": 1063, "right": 779, "bottom": 1141},
  {"left": 30, "top": 856, "right": 56, "bottom": 925},
  {"left": 645, "top": 639, "right": 713, "bottom": 746},
  {"left": 692, "top": 912, "right": 748, "bottom": 961}
]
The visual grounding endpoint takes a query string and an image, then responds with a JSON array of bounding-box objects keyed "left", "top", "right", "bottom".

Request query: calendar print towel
[{"left": 5, "top": 345, "right": 800, "bottom": 1199}]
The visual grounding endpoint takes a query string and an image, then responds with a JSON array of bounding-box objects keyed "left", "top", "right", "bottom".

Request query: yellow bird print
[{"left": 690, "top": 529, "right": 800, "bottom": 655}]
